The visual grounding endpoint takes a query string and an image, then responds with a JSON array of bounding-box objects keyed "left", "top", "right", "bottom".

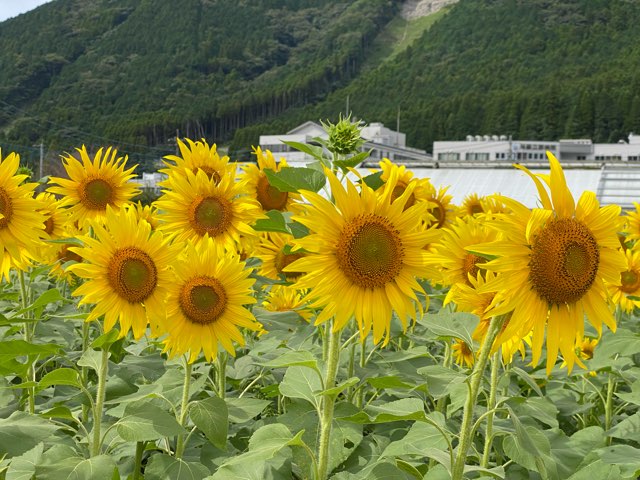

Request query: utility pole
[{"left": 396, "top": 106, "right": 400, "bottom": 146}]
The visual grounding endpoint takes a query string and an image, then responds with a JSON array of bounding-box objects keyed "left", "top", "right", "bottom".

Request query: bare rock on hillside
[{"left": 401, "top": 0, "right": 459, "bottom": 20}]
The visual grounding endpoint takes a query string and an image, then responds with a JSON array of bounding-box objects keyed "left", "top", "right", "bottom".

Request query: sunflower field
[{"left": 1, "top": 117, "right": 640, "bottom": 480}]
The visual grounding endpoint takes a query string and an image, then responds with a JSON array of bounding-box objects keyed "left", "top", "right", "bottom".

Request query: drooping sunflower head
[
  {"left": 67, "top": 205, "right": 180, "bottom": 339},
  {"left": 47, "top": 146, "right": 140, "bottom": 229},
  {"left": 424, "top": 183, "right": 455, "bottom": 229},
  {"left": 161, "top": 138, "right": 234, "bottom": 184},
  {"left": 376, "top": 159, "right": 436, "bottom": 215},
  {"left": 262, "top": 284, "right": 312, "bottom": 322},
  {"left": 159, "top": 238, "right": 261, "bottom": 363},
  {"left": 471, "top": 151, "right": 626, "bottom": 374},
  {"left": 0, "top": 150, "right": 46, "bottom": 280},
  {"left": 452, "top": 339, "right": 475, "bottom": 368},
  {"left": 126, "top": 201, "right": 160, "bottom": 231},
  {"left": 32, "top": 192, "right": 72, "bottom": 264},
  {"left": 254, "top": 232, "right": 306, "bottom": 282},
  {"left": 578, "top": 337, "right": 598, "bottom": 361},
  {"left": 154, "top": 168, "right": 262, "bottom": 250},
  {"left": 238, "top": 147, "right": 301, "bottom": 213},
  {"left": 286, "top": 166, "right": 441, "bottom": 345}
]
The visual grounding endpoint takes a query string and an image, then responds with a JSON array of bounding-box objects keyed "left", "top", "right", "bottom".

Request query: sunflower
[
  {"left": 67, "top": 206, "right": 180, "bottom": 339},
  {"left": 33, "top": 192, "right": 71, "bottom": 264},
  {"left": 424, "top": 184, "right": 455, "bottom": 229},
  {"left": 262, "top": 285, "right": 312, "bottom": 322},
  {"left": 47, "top": 146, "right": 139, "bottom": 229},
  {"left": 427, "top": 216, "right": 500, "bottom": 301},
  {"left": 607, "top": 246, "right": 640, "bottom": 313},
  {"left": 126, "top": 201, "right": 160, "bottom": 231},
  {"left": 457, "top": 193, "right": 485, "bottom": 218},
  {"left": 0, "top": 150, "right": 45, "bottom": 280},
  {"left": 285, "top": 167, "right": 441, "bottom": 344},
  {"left": 452, "top": 339, "right": 474, "bottom": 368},
  {"left": 154, "top": 169, "right": 262, "bottom": 250},
  {"left": 159, "top": 238, "right": 261, "bottom": 363},
  {"left": 239, "top": 147, "right": 301, "bottom": 213},
  {"left": 377, "top": 158, "right": 434, "bottom": 214},
  {"left": 253, "top": 232, "right": 306, "bottom": 282},
  {"left": 470, "top": 152, "right": 625, "bottom": 374},
  {"left": 161, "top": 138, "right": 234, "bottom": 184}
]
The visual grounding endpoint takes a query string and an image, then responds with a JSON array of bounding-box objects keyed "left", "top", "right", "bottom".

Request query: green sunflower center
[
  {"left": 82, "top": 178, "right": 114, "bottom": 210},
  {"left": 0, "top": 187, "right": 14, "bottom": 229},
  {"left": 621, "top": 269, "right": 640, "bottom": 294},
  {"left": 256, "top": 174, "right": 288, "bottom": 211},
  {"left": 337, "top": 214, "right": 404, "bottom": 289},
  {"left": 529, "top": 217, "right": 599, "bottom": 305},
  {"left": 179, "top": 276, "right": 227, "bottom": 325},
  {"left": 107, "top": 247, "right": 158, "bottom": 303},
  {"left": 190, "top": 196, "right": 232, "bottom": 236}
]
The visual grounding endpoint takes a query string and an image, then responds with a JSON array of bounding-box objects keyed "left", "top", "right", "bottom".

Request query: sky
[{"left": 0, "top": 0, "right": 53, "bottom": 23}]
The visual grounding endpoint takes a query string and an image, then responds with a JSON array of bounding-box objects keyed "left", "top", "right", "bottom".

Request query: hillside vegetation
[{"left": 1, "top": 0, "right": 640, "bottom": 168}]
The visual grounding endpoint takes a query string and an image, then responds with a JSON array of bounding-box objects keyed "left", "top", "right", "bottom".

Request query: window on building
[
  {"left": 577, "top": 155, "right": 586, "bottom": 160},
  {"left": 438, "top": 152, "right": 460, "bottom": 161},
  {"left": 629, "top": 156, "right": 639, "bottom": 161},
  {"left": 465, "top": 152, "right": 490, "bottom": 161}
]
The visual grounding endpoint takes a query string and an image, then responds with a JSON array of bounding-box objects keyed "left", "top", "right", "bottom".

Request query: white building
[
  {"left": 259, "top": 121, "right": 431, "bottom": 167},
  {"left": 433, "top": 133, "right": 640, "bottom": 164}
]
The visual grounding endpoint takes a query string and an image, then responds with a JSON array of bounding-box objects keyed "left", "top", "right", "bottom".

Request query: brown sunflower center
[
  {"left": 529, "top": 217, "right": 599, "bottom": 305},
  {"left": 256, "top": 174, "right": 288, "bottom": 211},
  {"left": 336, "top": 214, "right": 404, "bottom": 289},
  {"left": 81, "top": 178, "right": 114, "bottom": 210},
  {"left": 275, "top": 249, "right": 305, "bottom": 280},
  {"left": 0, "top": 187, "right": 14, "bottom": 229},
  {"left": 58, "top": 245, "right": 83, "bottom": 264},
  {"left": 469, "top": 203, "right": 484, "bottom": 215},
  {"left": 581, "top": 342, "right": 595, "bottom": 359},
  {"left": 429, "top": 200, "right": 447, "bottom": 228},
  {"left": 178, "top": 276, "right": 227, "bottom": 325},
  {"left": 462, "top": 253, "right": 486, "bottom": 284},
  {"left": 620, "top": 269, "right": 640, "bottom": 294},
  {"left": 107, "top": 247, "right": 158, "bottom": 303},
  {"left": 390, "top": 182, "right": 415, "bottom": 210},
  {"left": 43, "top": 216, "right": 55, "bottom": 235},
  {"left": 192, "top": 166, "right": 221, "bottom": 183},
  {"left": 189, "top": 195, "right": 232, "bottom": 236}
]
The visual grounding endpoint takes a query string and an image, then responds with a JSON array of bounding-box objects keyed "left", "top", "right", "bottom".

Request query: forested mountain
[{"left": 1, "top": 0, "right": 639, "bottom": 170}]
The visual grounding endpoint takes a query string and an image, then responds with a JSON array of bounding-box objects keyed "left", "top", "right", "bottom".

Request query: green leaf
[
  {"left": 38, "top": 368, "right": 81, "bottom": 390},
  {"left": 567, "top": 460, "right": 622, "bottom": 480},
  {"left": 0, "top": 411, "right": 59, "bottom": 457},
  {"left": 226, "top": 397, "right": 270, "bottom": 423},
  {"left": 65, "top": 455, "right": 117, "bottom": 480},
  {"left": 340, "top": 398, "right": 426, "bottom": 424},
  {"left": 606, "top": 412, "right": 640, "bottom": 442},
  {"left": 252, "top": 210, "right": 290, "bottom": 234},
  {"left": 506, "top": 405, "right": 550, "bottom": 457},
  {"left": 416, "top": 311, "right": 479, "bottom": 350},
  {"left": 259, "top": 350, "right": 320, "bottom": 372},
  {"left": 511, "top": 366, "right": 544, "bottom": 397},
  {"left": 40, "top": 406, "right": 76, "bottom": 421},
  {"left": 360, "top": 171, "right": 384, "bottom": 190},
  {"left": 0, "top": 340, "right": 61, "bottom": 361},
  {"left": 14, "top": 288, "right": 64, "bottom": 316},
  {"left": 190, "top": 396, "right": 228, "bottom": 450},
  {"left": 595, "top": 445, "right": 640, "bottom": 478},
  {"left": 281, "top": 141, "right": 326, "bottom": 162},
  {"left": 507, "top": 396, "right": 559, "bottom": 428},
  {"left": 366, "top": 375, "right": 413, "bottom": 390},
  {"left": 90, "top": 329, "right": 120, "bottom": 349},
  {"left": 6, "top": 442, "right": 44, "bottom": 480},
  {"left": 288, "top": 220, "right": 309, "bottom": 239},
  {"left": 116, "top": 401, "right": 186, "bottom": 442},
  {"left": 333, "top": 150, "right": 371, "bottom": 171},
  {"left": 417, "top": 365, "right": 467, "bottom": 399},
  {"left": 264, "top": 167, "right": 326, "bottom": 193},
  {"left": 77, "top": 349, "right": 103, "bottom": 373},
  {"left": 278, "top": 366, "right": 323, "bottom": 408},
  {"left": 381, "top": 420, "right": 450, "bottom": 457},
  {"left": 145, "top": 454, "right": 210, "bottom": 480},
  {"left": 318, "top": 377, "right": 359, "bottom": 397}
]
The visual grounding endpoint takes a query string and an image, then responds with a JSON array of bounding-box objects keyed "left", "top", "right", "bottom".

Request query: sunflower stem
[
  {"left": 216, "top": 352, "right": 227, "bottom": 399},
  {"left": 91, "top": 346, "right": 109, "bottom": 457},
  {"left": 355, "top": 337, "right": 366, "bottom": 409},
  {"left": 81, "top": 320, "right": 90, "bottom": 423},
  {"left": 605, "top": 373, "right": 616, "bottom": 445},
  {"left": 175, "top": 361, "right": 192, "bottom": 459},
  {"left": 317, "top": 324, "right": 342, "bottom": 480},
  {"left": 435, "top": 341, "right": 453, "bottom": 415},
  {"left": 133, "top": 441, "right": 145, "bottom": 479},
  {"left": 480, "top": 352, "right": 501, "bottom": 468},
  {"left": 18, "top": 270, "right": 36, "bottom": 414},
  {"left": 451, "top": 315, "right": 505, "bottom": 480}
]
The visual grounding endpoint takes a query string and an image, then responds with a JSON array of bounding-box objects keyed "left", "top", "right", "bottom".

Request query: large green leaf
[
  {"left": 606, "top": 412, "right": 640, "bottom": 443},
  {"left": 0, "top": 340, "right": 61, "bottom": 361},
  {"left": 38, "top": 368, "right": 82, "bottom": 390},
  {"left": 417, "top": 365, "right": 467, "bottom": 399},
  {"left": 145, "top": 454, "right": 210, "bottom": 480},
  {"left": 116, "top": 401, "right": 186, "bottom": 442},
  {"left": 259, "top": 349, "right": 320, "bottom": 372},
  {"left": 252, "top": 209, "right": 290, "bottom": 234},
  {"left": 225, "top": 397, "right": 271, "bottom": 423},
  {"left": 0, "top": 412, "right": 59, "bottom": 457},
  {"left": 381, "top": 420, "right": 450, "bottom": 458},
  {"left": 416, "top": 311, "right": 479, "bottom": 350},
  {"left": 190, "top": 396, "right": 228, "bottom": 450},
  {"left": 264, "top": 167, "right": 326, "bottom": 193},
  {"left": 6, "top": 442, "right": 44, "bottom": 480},
  {"left": 278, "top": 365, "right": 322, "bottom": 408},
  {"left": 340, "top": 398, "right": 426, "bottom": 424},
  {"left": 65, "top": 455, "right": 118, "bottom": 480}
]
